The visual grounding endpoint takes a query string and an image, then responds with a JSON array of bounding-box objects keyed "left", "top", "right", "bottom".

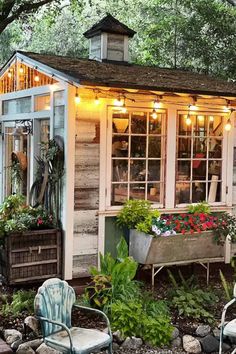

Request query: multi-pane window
[
  {"left": 176, "top": 113, "right": 224, "bottom": 205},
  {"left": 110, "top": 109, "right": 166, "bottom": 206}
]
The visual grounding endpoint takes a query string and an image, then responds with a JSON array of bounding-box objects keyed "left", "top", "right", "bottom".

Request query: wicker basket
[{"left": 0, "top": 229, "right": 62, "bottom": 284}]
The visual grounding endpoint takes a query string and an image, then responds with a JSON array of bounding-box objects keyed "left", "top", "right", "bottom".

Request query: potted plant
[
  {"left": 117, "top": 200, "right": 234, "bottom": 266},
  {"left": 0, "top": 194, "right": 62, "bottom": 284}
]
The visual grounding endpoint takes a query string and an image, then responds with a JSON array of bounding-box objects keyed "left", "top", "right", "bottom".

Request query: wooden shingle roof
[
  {"left": 18, "top": 51, "right": 236, "bottom": 97},
  {"left": 83, "top": 14, "right": 136, "bottom": 38}
]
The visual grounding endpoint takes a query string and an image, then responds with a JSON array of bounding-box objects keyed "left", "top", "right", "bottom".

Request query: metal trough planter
[{"left": 129, "top": 229, "right": 224, "bottom": 286}]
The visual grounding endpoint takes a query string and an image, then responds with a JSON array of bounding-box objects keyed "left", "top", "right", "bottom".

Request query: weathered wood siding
[{"left": 73, "top": 105, "right": 100, "bottom": 277}]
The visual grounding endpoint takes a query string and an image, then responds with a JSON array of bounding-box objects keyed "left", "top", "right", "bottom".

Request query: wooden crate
[{"left": 0, "top": 229, "right": 62, "bottom": 284}]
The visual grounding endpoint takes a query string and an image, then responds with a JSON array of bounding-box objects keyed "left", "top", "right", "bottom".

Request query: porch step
[{"left": 0, "top": 338, "right": 13, "bottom": 354}]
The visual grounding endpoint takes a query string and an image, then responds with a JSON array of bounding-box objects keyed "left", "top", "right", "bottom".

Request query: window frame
[
  {"left": 106, "top": 106, "right": 167, "bottom": 209},
  {"left": 175, "top": 110, "right": 229, "bottom": 207}
]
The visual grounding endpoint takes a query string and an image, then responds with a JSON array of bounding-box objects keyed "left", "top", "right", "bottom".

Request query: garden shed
[{"left": 1, "top": 14, "right": 236, "bottom": 279}]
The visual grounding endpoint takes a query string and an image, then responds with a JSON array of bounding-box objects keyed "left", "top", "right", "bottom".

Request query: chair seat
[
  {"left": 45, "top": 327, "right": 111, "bottom": 353},
  {"left": 224, "top": 319, "right": 236, "bottom": 337}
]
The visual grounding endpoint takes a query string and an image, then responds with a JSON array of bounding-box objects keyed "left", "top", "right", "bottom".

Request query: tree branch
[
  {"left": 225, "top": 0, "right": 236, "bottom": 5},
  {"left": 0, "top": 0, "right": 55, "bottom": 34}
]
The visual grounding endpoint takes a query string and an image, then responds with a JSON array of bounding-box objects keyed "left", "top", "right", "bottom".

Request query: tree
[{"left": 0, "top": 0, "right": 60, "bottom": 35}]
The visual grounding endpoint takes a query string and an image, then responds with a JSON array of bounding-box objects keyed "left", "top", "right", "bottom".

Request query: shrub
[
  {"left": 188, "top": 202, "right": 211, "bottom": 214},
  {"left": 84, "top": 237, "right": 140, "bottom": 312},
  {"left": 168, "top": 271, "right": 218, "bottom": 324},
  {"left": 1, "top": 290, "right": 35, "bottom": 316},
  {"left": 111, "top": 299, "right": 173, "bottom": 347},
  {"left": 116, "top": 199, "right": 155, "bottom": 229}
]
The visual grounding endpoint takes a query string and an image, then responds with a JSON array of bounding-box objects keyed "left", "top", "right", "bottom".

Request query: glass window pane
[
  {"left": 130, "top": 160, "right": 146, "bottom": 181},
  {"left": 193, "top": 160, "right": 206, "bottom": 180},
  {"left": 193, "top": 115, "right": 207, "bottom": 136},
  {"left": 209, "top": 138, "right": 222, "bottom": 158},
  {"left": 209, "top": 115, "right": 223, "bottom": 136},
  {"left": 148, "top": 137, "right": 161, "bottom": 158},
  {"left": 113, "top": 114, "right": 129, "bottom": 133},
  {"left": 54, "top": 91, "right": 64, "bottom": 105},
  {"left": 177, "top": 137, "right": 191, "bottom": 158},
  {"left": 147, "top": 183, "right": 160, "bottom": 203},
  {"left": 192, "top": 182, "right": 206, "bottom": 202},
  {"left": 176, "top": 182, "right": 190, "bottom": 204},
  {"left": 34, "top": 94, "right": 50, "bottom": 111},
  {"left": 131, "top": 112, "right": 147, "bottom": 134},
  {"left": 193, "top": 138, "right": 206, "bottom": 157},
  {"left": 148, "top": 160, "right": 160, "bottom": 181},
  {"left": 131, "top": 136, "right": 146, "bottom": 157},
  {"left": 149, "top": 115, "right": 162, "bottom": 134},
  {"left": 177, "top": 161, "right": 191, "bottom": 181},
  {"left": 178, "top": 114, "right": 192, "bottom": 135},
  {"left": 112, "top": 160, "right": 128, "bottom": 182},
  {"left": 3, "top": 97, "right": 31, "bottom": 115},
  {"left": 112, "top": 136, "right": 128, "bottom": 157},
  {"left": 208, "top": 160, "right": 221, "bottom": 179},
  {"left": 111, "top": 184, "right": 128, "bottom": 205},
  {"left": 130, "top": 183, "right": 145, "bottom": 200}
]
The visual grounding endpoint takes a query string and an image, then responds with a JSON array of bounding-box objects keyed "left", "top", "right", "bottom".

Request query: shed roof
[
  {"left": 16, "top": 51, "right": 236, "bottom": 97},
  {"left": 83, "top": 14, "right": 136, "bottom": 38}
]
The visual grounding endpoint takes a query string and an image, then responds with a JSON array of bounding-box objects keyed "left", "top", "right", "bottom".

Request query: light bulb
[
  {"left": 153, "top": 100, "right": 161, "bottom": 109},
  {"left": 152, "top": 109, "right": 158, "bottom": 119},
  {"left": 95, "top": 95, "right": 100, "bottom": 105},
  {"left": 114, "top": 97, "right": 124, "bottom": 107},
  {"left": 34, "top": 75, "right": 39, "bottom": 82},
  {"left": 186, "top": 117, "right": 192, "bottom": 126},
  {"left": 7, "top": 71, "right": 12, "bottom": 79},
  {"left": 19, "top": 65, "right": 24, "bottom": 74},
  {"left": 75, "top": 93, "right": 81, "bottom": 104},
  {"left": 225, "top": 119, "right": 232, "bottom": 131}
]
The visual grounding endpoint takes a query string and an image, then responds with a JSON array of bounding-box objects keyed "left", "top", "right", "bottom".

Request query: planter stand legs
[{"left": 150, "top": 259, "right": 222, "bottom": 289}]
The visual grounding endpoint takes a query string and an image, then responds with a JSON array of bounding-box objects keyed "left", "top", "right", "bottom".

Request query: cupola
[{"left": 83, "top": 14, "right": 136, "bottom": 63}]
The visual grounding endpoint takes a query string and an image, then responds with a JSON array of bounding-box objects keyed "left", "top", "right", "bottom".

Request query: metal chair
[
  {"left": 34, "top": 278, "right": 112, "bottom": 354},
  {"left": 219, "top": 284, "right": 236, "bottom": 354}
]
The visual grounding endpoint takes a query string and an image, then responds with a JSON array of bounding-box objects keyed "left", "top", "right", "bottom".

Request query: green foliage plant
[
  {"left": 1, "top": 289, "right": 35, "bottom": 316},
  {"left": 116, "top": 199, "right": 152, "bottom": 229},
  {"left": 219, "top": 270, "right": 233, "bottom": 301},
  {"left": 168, "top": 270, "right": 218, "bottom": 324},
  {"left": 111, "top": 299, "right": 173, "bottom": 347},
  {"left": 188, "top": 202, "right": 211, "bottom": 214},
  {"left": 84, "top": 237, "right": 140, "bottom": 312}
]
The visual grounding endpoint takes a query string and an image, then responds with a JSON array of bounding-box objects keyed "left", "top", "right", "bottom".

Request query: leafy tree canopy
[{"left": 1, "top": 0, "right": 236, "bottom": 80}]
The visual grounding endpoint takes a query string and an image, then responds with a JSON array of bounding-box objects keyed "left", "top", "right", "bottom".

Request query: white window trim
[{"left": 106, "top": 106, "right": 167, "bottom": 210}]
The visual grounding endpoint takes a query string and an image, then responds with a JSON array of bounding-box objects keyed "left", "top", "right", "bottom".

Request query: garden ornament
[{"left": 34, "top": 278, "right": 113, "bottom": 354}]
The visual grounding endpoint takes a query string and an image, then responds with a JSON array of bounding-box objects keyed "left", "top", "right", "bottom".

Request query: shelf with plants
[{"left": 0, "top": 194, "right": 62, "bottom": 284}]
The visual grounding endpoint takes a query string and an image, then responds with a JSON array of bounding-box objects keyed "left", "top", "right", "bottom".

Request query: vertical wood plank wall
[{"left": 73, "top": 104, "right": 100, "bottom": 277}]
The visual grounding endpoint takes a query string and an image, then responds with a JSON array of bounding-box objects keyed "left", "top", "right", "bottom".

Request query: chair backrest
[{"left": 34, "top": 278, "right": 76, "bottom": 337}]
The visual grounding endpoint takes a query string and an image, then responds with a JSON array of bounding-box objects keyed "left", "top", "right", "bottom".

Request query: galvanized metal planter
[
  {"left": 129, "top": 229, "right": 224, "bottom": 287},
  {"left": 0, "top": 229, "right": 62, "bottom": 284},
  {"left": 129, "top": 229, "right": 224, "bottom": 265}
]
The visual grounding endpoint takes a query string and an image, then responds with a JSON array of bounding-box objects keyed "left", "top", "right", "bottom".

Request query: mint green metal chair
[
  {"left": 34, "top": 278, "right": 112, "bottom": 354},
  {"left": 219, "top": 284, "right": 236, "bottom": 354}
]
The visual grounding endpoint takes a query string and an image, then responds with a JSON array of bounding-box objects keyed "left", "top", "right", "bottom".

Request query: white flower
[
  {"left": 162, "top": 230, "right": 171, "bottom": 237},
  {"left": 152, "top": 225, "right": 158, "bottom": 233},
  {"left": 155, "top": 229, "right": 161, "bottom": 235},
  {"left": 172, "top": 230, "right": 177, "bottom": 235}
]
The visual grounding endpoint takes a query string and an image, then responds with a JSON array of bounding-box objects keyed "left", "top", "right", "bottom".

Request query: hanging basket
[{"left": 11, "top": 151, "right": 27, "bottom": 171}]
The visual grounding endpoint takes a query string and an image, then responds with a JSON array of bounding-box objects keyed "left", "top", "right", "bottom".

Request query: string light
[
  {"left": 34, "top": 71, "right": 40, "bottom": 82},
  {"left": 94, "top": 94, "right": 100, "bottom": 105},
  {"left": 153, "top": 96, "right": 162, "bottom": 109},
  {"left": 75, "top": 88, "right": 81, "bottom": 104},
  {"left": 225, "top": 118, "right": 232, "bottom": 131},
  {"left": 114, "top": 96, "right": 124, "bottom": 107},
  {"left": 189, "top": 97, "right": 197, "bottom": 111},
  {"left": 186, "top": 117, "right": 192, "bottom": 125},
  {"left": 19, "top": 65, "right": 24, "bottom": 74},
  {"left": 151, "top": 109, "right": 158, "bottom": 119},
  {"left": 7, "top": 70, "right": 12, "bottom": 79}
]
